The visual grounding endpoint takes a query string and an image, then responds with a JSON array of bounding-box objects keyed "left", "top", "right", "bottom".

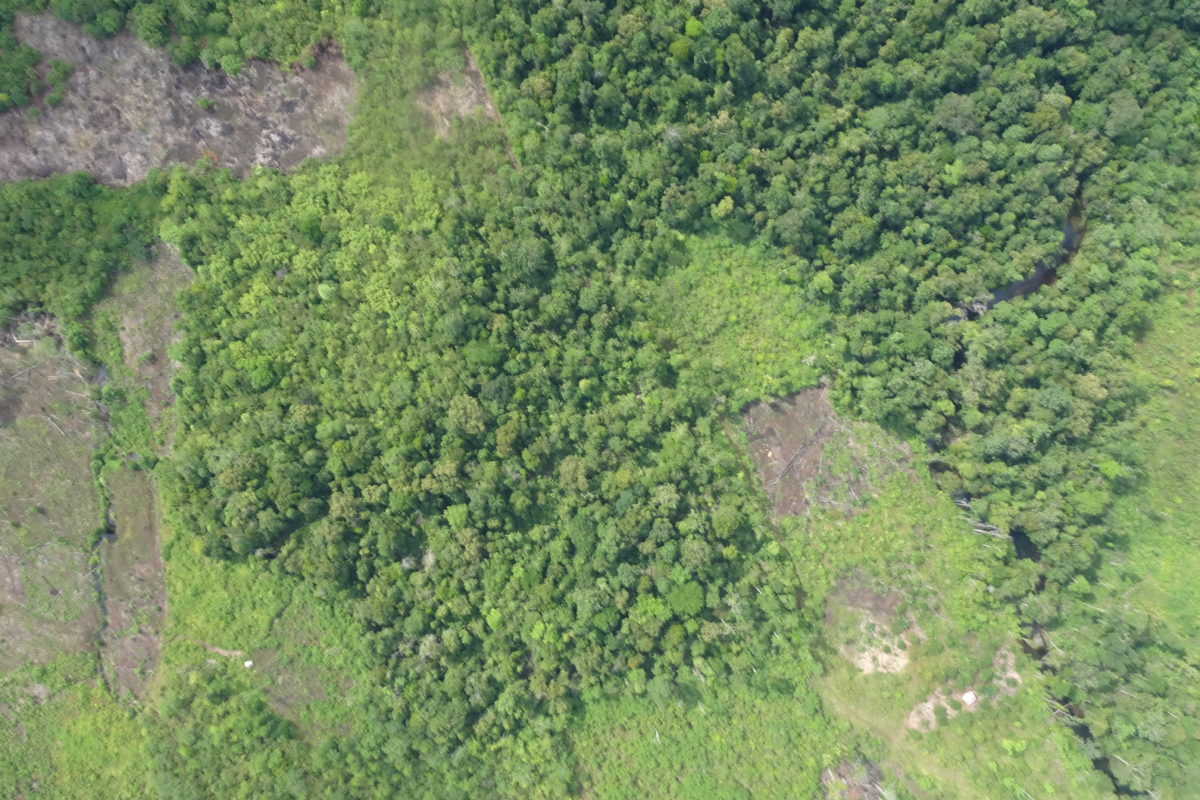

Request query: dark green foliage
[
  {"left": 0, "top": 17, "right": 39, "bottom": 110},
  {"left": 158, "top": 148, "right": 805, "bottom": 792},
  {"left": 62, "top": 0, "right": 337, "bottom": 66},
  {"left": 1, "top": 0, "right": 337, "bottom": 98},
  {"left": 148, "top": 0, "right": 1200, "bottom": 793},
  {"left": 0, "top": 172, "right": 161, "bottom": 352},
  {"left": 0, "top": 3, "right": 73, "bottom": 111},
  {"left": 454, "top": 2, "right": 1200, "bottom": 792}
]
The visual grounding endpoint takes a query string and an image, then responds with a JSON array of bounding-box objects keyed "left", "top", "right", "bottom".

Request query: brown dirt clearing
[
  {"left": 415, "top": 48, "right": 518, "bottom": 167},
  {"left": 415, "top": 48, "right": 502, "bottom": 139},
  {"left": 904, "top": 649, "right": 1023, "bottom": 732},
  {"left": 825, "top": 577, "right": 922, "bottom": 675},
  {"left": 744, "top": 387, "right": 911, "bottom": 519},
  {"left": 0, "top": 13, "right": 355, "bottom": 185},
  {"left": 821, "top": 759, "right": 890, "bottom": 800}
]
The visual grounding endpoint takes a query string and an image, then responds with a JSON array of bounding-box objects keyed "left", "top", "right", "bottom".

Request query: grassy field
[
  {"left": 99, "top": 468, "right": 166, "bottom": 701},
  {"left": 0, "top": 334, "right": 147, "bottom": 796},
  {"left": 571, "top": 659, "right": 848, "bottom": 799},
  {"left": 90, "top": 244, "right": 194, "bottom": 460},
  {"left": 800, "top": 468, "right": 1110, "bottom": 799},
  {"left": 794, "top": 421, "right": 1111, "bottom": 799},
  {"left": 646, "top": 236, "right": 827, "bottom": 407},
  {"left": 1107, "top": 234, "right": 1200, "bottom": 651},
  {"left": 156, "top": 516, "right": 381, "bottom": 736},
  {"left": 0, "top": 653, "right": 149, "bottom": 799}
]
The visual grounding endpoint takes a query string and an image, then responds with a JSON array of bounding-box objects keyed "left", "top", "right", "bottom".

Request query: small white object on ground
[
  {"left": 962, "top": 690, "right": 978, "bottom": 707},
  {"left": 243, "top": 660, "right": 254, "bottom": 668}
]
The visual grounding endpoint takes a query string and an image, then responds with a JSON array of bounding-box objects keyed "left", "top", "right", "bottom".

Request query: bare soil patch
[
  {"left": 826, "top": 577, "right": 922, "bottom": 675},
  {"left": 744, "top": 387, "right": 911, "bottom": 519},
  {"left": 0, "top": 334, "right": 104, "bottom": 668},
  {"left": 0, "top": 13, "right": 355, "bottom": 186},
  {"left": 99, "top": 469, "right": 166, "bottom": 702},
  {"left": 416, "top": 48, "right": 502, "bottom": 139},
  {"left": 904, "top": 686, "right": 977, "bottom": 733},
  {"left": 904, "top": 648, "right": 1023, "bottom": 732}
]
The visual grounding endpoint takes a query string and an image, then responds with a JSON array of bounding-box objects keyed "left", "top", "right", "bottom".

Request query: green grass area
[
  {"left": 1108, "top": 235, "right": 1200, "bottom": 648},
  {"left": 783, "top": 425, "right": 1108, "bottom": 799},
  {"left": 0, "top": 337, "right": 147, "bottom": 797},
  {"left": 646, "top": 236, "right": 826, "bottom": 407},
  {"left": 0, "top": 654, "right": 150, "bottom": 798},
  {"left": 156, "top": 516, "right": 381, "bottom": 735},
  {"left": 90, "top": 244, "right": 193, "bottom": 462},
  {"left": 571, "top": 658, "right": 848, "bottom": 800}
]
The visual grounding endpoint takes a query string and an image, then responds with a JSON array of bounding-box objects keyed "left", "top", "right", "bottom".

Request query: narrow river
[{"left": 947, "top": 201, "right": 1086, "bottom": 322}]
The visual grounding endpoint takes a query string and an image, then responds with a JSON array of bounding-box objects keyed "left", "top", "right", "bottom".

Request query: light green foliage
[
  {"left": 573, "top": 654, "right": 846, "bottom": 799},
  {"left": 1109, "top": 231, "right": 1200, "bottom": 646},
  {"left": 89, "top": 247, "right": 194, "bottom": 465},
  {"left": 0, "top": 656, "right": 149, "bottom": 798},
  {"left": 647, "top": 236, "right": 825, "bottom": 406},
  {"left": 1055, "top": 219, "right": 1200, "bottom": 797}
]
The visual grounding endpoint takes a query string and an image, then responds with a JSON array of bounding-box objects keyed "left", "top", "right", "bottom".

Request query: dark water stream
[
  {"left": 928, "top": 201, "right": 1148, "bottom": 796},
  {"left": 947, "top": 203, "right": 1086, "bottom": 322}
]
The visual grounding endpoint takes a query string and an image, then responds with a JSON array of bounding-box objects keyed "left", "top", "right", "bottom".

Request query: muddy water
[{"left": 0, "top": 13, "right": 354, "bottom": 186}]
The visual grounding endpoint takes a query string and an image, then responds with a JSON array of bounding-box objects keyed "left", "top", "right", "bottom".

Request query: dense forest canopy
[{"left": 1, "top": 0, "right": 1199, "bottom": 797}]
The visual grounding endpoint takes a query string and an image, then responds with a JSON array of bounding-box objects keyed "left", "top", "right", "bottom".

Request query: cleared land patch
[
  {"left": 0, "top": 331, "right": 103, "bottom": 668},
  {"left": 85, "top": 245, "right": 189, "bottom": 699},
  {"left": 825, "top": 578, "right": 923, "bottom": 676},
  {"left": 0, "top": 13, "right": 355, "bottom": 185},
  {"left": 94, "top": 243, "right": 192, "bottom": 425},
  {"left": 99, "top": 468, "right": 166, "bottom": 702},
  {"left": 821, "top": 759, "right": 889, "bottom": 800},
  {"left": 766, "top": 410, "right": 1103, "bottom": 798},
  {"left": 904, "top": 649, "right": 1023, "bottom": 733},
  {"left": 415, "top": 48, "right": 501, "bottom": 139},
  {"left": 744, "top": 387, "right": 910, "bottom": 519}
]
